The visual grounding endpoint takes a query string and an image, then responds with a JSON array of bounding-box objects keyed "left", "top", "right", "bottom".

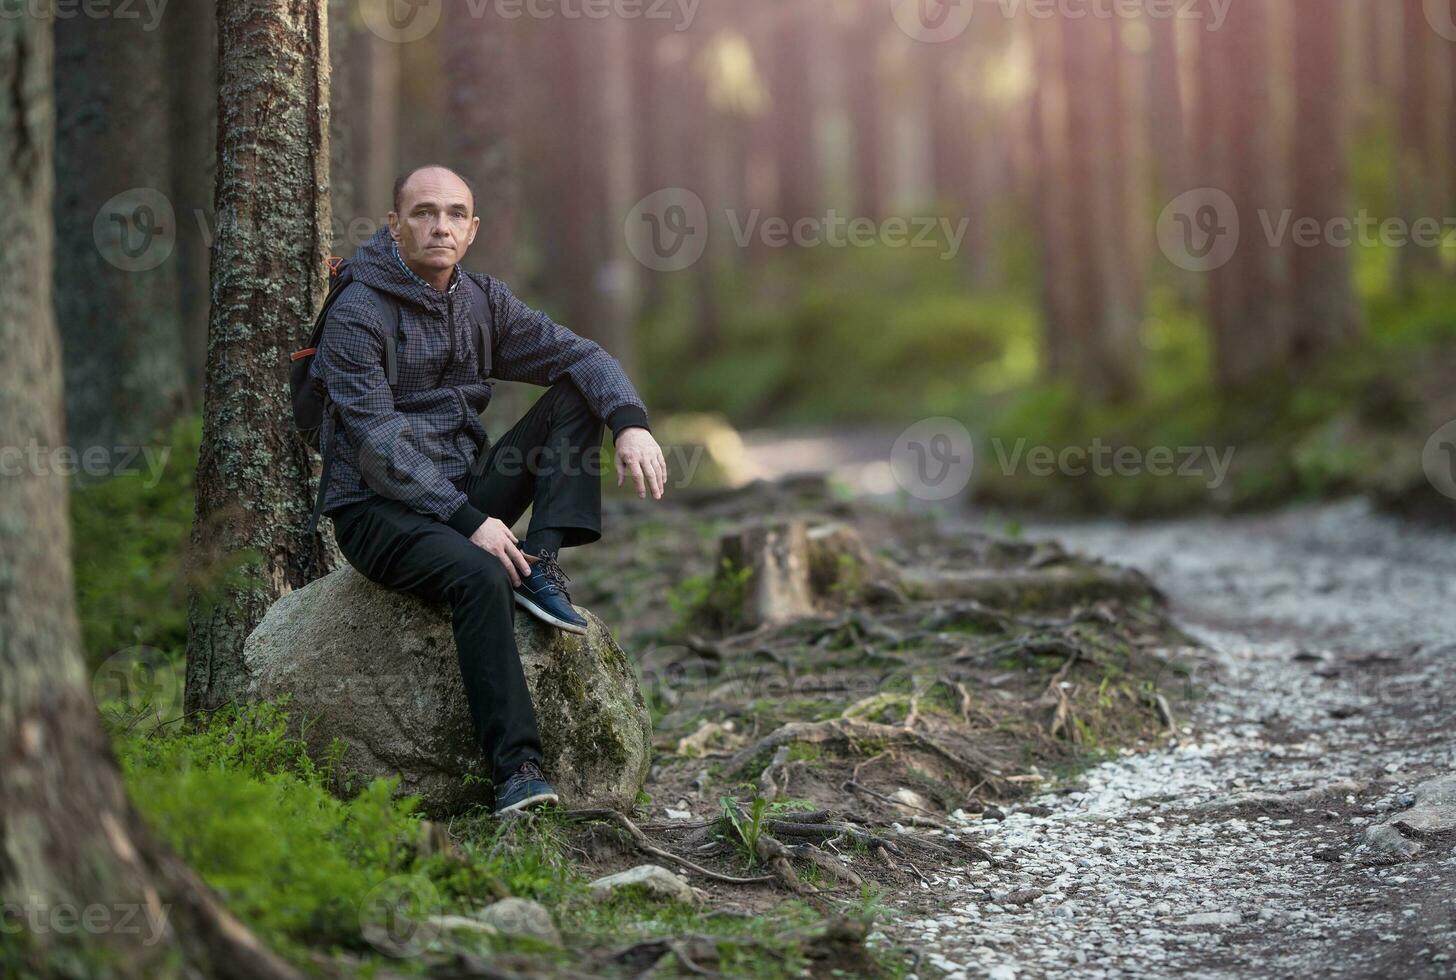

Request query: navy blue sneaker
[
  {"left": 493, "top": 761, "right": 560, "bottom": 815},
  {"left": 513, "top": 549, "right": 588, "bottom": 635}
]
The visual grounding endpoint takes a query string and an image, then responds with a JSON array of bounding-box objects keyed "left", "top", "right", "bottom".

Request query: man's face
[{"left": 389, "top": 168, "right": 480, "bottom": 276}]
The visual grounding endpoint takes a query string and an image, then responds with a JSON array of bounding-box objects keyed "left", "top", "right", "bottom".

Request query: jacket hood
[{"left": 350, "top": 226, "right": 460, "bottom": 312}]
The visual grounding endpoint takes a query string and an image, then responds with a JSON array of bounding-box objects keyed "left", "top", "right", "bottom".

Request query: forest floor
[
  {"left": 641, "top": 428, "right": 1453, "bottom": 979},
  {"left": 892, "top": 498, "right": 1456, "bottom": 978}
]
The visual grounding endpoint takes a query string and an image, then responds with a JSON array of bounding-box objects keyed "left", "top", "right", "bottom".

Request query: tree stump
[{"left": 717, "top": 519, "right": 903, "bottom": 626}]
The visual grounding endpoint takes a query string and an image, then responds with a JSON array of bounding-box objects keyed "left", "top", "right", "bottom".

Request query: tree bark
[
  {"left": 185, "top": 0, "right": 335, "bottom": 714},
  {"left": 164, "top": 0, "right": 218, "bottom": 404},
  {"left": 1199, "top": 0, "right": 1289, "bottom": 389},
  {"left": 441, "top": 2, "right": 532, "bottom": 430},
  {"left": 1398, "top": 0, "right": 1441, "bottom": 289},
  {"left": 844, "top": 6, "right": 884, "bottom": 221},
  {"left": 54, "top": 9, "right": 186, "bottom": 452},
  {"left": 1290, "top": 0, "right": 1360, "bottom": 360},
  {"left": 924, "top": 43, "right": 988, "bottom": 281},
  {"left": 1038, "top": 13, "right": 1141, "bottom": 401},
  {"left": 768, "top": 4, "right": 818, "bottom": 224},
  {"left": 1145, "top": 11, "right": 1186, "bottom": 201},
  {"left": 444, "top": 3, "right": 519, "bottom": 280},
  {"left": 328, "top": 0, "right": 357, "bottom": 252},
  {"left": 1, "top": 12, "right": 299, "bottom": 978}
]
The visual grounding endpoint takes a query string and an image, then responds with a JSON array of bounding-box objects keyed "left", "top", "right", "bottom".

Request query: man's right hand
[{"left": 468, "top": 517, "right": 533, "bottom": 587}]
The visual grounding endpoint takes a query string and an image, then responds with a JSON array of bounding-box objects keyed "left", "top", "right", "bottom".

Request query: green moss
[{"left": 71, "top": 417, "right": 199, "bottom": 671}]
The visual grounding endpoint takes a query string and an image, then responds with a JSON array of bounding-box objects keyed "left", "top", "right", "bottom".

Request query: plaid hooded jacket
[{"left": 311, "top": 227, "right": 650, "bottom": 536}]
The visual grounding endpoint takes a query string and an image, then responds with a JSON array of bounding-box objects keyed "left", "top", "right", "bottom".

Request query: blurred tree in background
[{"left": 39, "top": 0, "right": 1456, "bottom": 571}]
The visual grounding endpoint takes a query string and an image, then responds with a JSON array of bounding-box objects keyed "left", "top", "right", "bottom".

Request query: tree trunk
[
  {"left": 768, "top": 4, "right": 818, "bottom": 223},
  {"left": 629, "top": 17, "right": 670, "bottom": 319},
  {"left": 363, "top": 28, "right": 400, "bottom": 222},
  {"left": 1028, "top": 15, "right": 1076, "bottom": 383},
  {"left": 185, "top": 0, "right": 335, "bottom": 715},
  {"left": 54, "top": 9, "right": 186, "bottom": 452},
  {"left": 1041, "top": 13, "right": 1140, "bottom": 401},
  {"left": 1398, "top": 0, "right": 1441, "bottom": 289},
  {"left": 1290, "top": 0, "right": 1360, "bottom": 360},
  {"left": 164, "top": 0, "right": 218, "bottom": 405},
  {"left": 1, "top": 12, "right": 299, "bottom": 978},
  {"left": 925, "top": 44, "right": 988, "bottom": 281},
  {"left": 844, "top": 6, "right": 884, "bottom": 221},
  {"left": 444, "top": 5, "right": 518, "bottom": 280},
  {"left": 1145, "top": 11, "right": 1186, "bottom": 200},
  {"left": 440, "top": 1, "right": 533, "bottom": 431},
  {"left": 1199, "top": 0, "right": 1289, "bottom": 389},
  {"left": 328, "top": 0, "right": 357, "bottom": 253}
]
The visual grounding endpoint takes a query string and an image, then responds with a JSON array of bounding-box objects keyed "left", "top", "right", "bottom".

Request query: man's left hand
[{"left": 614, "top": 426, "right": 666, "bottom": 500}]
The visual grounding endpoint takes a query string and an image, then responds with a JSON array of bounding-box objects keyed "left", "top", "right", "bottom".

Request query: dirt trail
[{"left": 889, "top": 500, "right": 1456, "bottom": 979}]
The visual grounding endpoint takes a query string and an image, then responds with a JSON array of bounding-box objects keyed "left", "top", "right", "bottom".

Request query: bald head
[
  {"left": 388, "top": 165, "right": 481, "bottom": 291},
  {"left": 393, "top": 165, "right": 476, "bottom": 215}
]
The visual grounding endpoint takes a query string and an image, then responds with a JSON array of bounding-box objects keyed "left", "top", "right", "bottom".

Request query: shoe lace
[
  {"left": 535, "top": 553, "right": 573, "bottom": 598},
  {"left": 517, "top": 760, "right": 546, "bottom": 783}
]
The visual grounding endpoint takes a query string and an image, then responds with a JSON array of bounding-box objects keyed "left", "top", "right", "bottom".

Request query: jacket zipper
[
  {"left": 435, "top": 292, "right": 456, "bottom": 389},
  {"left": 443, "top": 291, "right": 479, "bottom": 451}
]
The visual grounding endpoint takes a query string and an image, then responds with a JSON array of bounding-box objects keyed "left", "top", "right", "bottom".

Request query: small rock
[
  {"left": 474, "top": 898, "right": 560, "bottom": 945},
  {"left": 664, "top": 807, "right": 692, "bottom": 820},
  {"left": 996, "top": 888, "right": 1044, "bottom": 906},
  {"left": 1354, "top": 824, "right": 1424, "bottom": 865},
  {"left": 1019, "top": 804, "right": 1053, "bottom": 817},
  {"left": 426, "top": 914, "right": 498, "bottom": 943},
  {"left": 982, "top": 806, "right": 1007, "bottom": 822},
  {"left": 1182, "top": 911, "right": 1242, "bottom": 926},
  {"left": 890, "top": 787, "right": 934, "bottom": 814},
  {"left": 589, "top": 864, "right": 699, "bottom": 905},
  {"left": 1393, "top": 775, "right": 1456, "bottom": 835}
]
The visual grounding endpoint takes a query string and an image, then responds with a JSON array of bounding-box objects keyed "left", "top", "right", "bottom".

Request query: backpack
[{"left": 290, "top": 256, "right": 495, "bottom": 536}]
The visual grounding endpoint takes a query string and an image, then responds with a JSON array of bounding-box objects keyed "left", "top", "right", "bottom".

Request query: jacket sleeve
[
  {"left": 485, "top": 277, "right": 651, "bottom": 438},
  {"left": 317, "top": 295, "right": 486, "bottom": 536}
]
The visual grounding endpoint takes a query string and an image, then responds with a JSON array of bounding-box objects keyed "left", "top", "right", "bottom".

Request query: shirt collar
[{"left": 392, "top": 237, "right": 462, "bottom": 297}]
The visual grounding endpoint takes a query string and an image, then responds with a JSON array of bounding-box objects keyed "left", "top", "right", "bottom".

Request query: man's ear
[
  {"left": 465, "top": 215, "right": 481, "bottom": 248},
  {"left": 386, "top": 212, "right": 400, "bottom": 239}
]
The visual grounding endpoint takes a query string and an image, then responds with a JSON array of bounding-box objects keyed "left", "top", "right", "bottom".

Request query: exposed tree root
[{"left": 561, "top": 809, "right": 775, "bottom": 886}]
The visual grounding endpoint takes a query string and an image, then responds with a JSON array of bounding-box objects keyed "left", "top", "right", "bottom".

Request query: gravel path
[{"left": 896, "top": 500, "right": 1456, "bottom": 979}]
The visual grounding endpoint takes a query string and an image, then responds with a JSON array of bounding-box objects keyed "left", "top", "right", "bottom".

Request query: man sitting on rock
[{"left": 313, "top": 165, "right": 667, "bottom": 814}]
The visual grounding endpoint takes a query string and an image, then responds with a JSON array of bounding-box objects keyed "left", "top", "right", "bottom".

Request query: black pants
[{"left": 331, "top": 381, "right": 606, "bottom": 783}]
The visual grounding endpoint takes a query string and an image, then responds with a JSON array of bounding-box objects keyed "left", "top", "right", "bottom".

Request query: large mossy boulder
[{"left": 242, "top": 567, "right": 651, "bottom": 816}]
